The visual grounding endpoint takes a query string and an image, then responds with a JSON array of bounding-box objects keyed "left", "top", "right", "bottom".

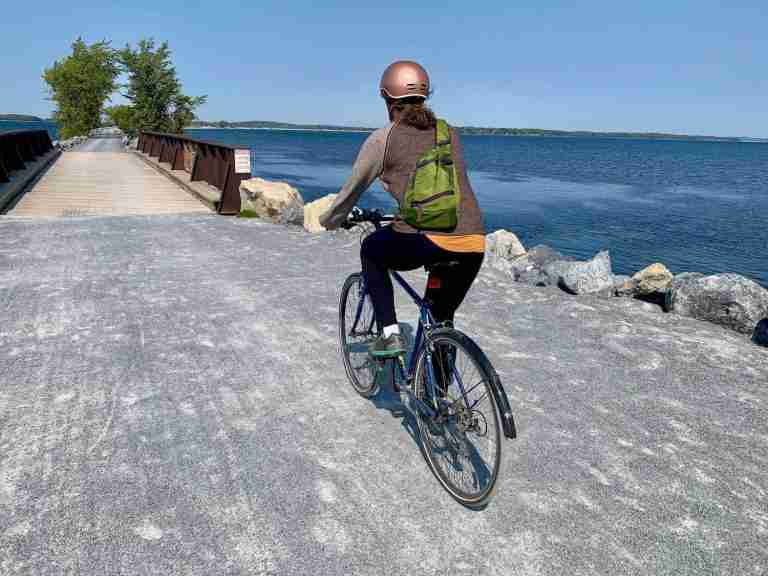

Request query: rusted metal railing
[
  {"left": 137, "top": 131, "right": 251, "bottom": 214},
  {"left": 0, "top": 130, "right": 55, "bottom": 184}
]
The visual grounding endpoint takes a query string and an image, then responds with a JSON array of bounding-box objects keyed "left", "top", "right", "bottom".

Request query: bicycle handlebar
[{"left": 342, "top": 208, "right": 396, "bottom": 229}]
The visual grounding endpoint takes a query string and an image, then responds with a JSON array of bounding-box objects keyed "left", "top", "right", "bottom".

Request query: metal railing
[
  {"left": 0, "top": 130, "right": 54, "bottom": 184},
  {"left": 137, "top": 131, "right": 251, "bottom": 214}
]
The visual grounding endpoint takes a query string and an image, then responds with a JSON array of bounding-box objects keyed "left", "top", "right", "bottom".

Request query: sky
[{"left": 2, "top": 0, "right": 766, "bottom": 137}]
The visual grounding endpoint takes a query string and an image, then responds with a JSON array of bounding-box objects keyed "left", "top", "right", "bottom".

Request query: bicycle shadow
[
  {"left": 368, "top": 322, "right": 424, "bottom": 450},
  {"left": 367, "top": 322, "right": 496, "bottom": 508}
]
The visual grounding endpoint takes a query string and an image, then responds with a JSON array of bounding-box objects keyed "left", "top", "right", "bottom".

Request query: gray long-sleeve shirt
[{"left": 319, "top": 124, "right": 393, "bottom": 231}]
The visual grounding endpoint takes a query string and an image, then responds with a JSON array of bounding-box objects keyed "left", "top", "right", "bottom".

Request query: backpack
[{"left": 400, "top": 119, "right": 460, "bottom": 231}]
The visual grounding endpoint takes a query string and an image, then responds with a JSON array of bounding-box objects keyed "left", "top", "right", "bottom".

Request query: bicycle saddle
[{"left": 425, "top": 260, "right": 461, "bottom": 273}]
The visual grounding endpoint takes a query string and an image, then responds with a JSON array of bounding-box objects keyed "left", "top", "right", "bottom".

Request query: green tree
[
  {"left": 120, "top": 39, "right": 206, "bottom": 134},
  {"left": 43, "top": 38, "right": 120, "bottom": 139},
  {"left": 104, "top": 105, "right": 136, "bottom": 135}
]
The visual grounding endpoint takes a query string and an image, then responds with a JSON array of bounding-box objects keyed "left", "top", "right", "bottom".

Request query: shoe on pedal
[{"left": 368, "top": 333, "right": 406, "bottom": 358}]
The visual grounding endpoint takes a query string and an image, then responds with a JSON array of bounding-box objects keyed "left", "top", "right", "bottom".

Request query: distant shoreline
[
  {"left": 186, "top": 122, "right": 767, "bottom": 143},
  {"left": 2, "top": 115, "right": 765, "bottom": 143},
  {"left": 186, "top": 126, "right": 373, "bottom": 134}
]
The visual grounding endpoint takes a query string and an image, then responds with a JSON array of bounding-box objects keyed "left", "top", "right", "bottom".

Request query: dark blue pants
[{"left": 360, "top": 226, "right": 484, "bottom": 330}]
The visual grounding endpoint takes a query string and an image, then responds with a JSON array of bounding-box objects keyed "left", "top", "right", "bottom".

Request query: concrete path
[
  {"left": 77, "top": 137, "right": 125, "bottom": 153},
  {"left": 9, "top": 141, "right": 210, "bottom": 217},
  {"left": 0, "top": 215, "right": 766, "bottom": 575}
]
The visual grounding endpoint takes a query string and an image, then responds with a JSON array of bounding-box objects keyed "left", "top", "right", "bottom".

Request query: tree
[
  {"left": 43, "top": 38, "right": 120, "bottom": 139},
  {"left": 119, "top": 39, "right": 206, "bottom": 134},
  {"left": 104, "top": 105, "right": 136, "bottom": 135}
]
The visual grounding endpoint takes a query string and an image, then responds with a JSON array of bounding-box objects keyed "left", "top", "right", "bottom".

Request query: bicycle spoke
[
  {"left": 414, "top": 331, "right": 502, "bottom": 506},
  {"left": 339, "top": 274, "right": 379, "bottom": 397}
]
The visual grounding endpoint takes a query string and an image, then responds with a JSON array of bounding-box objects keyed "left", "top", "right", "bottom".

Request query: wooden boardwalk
[{"left": 10, "top": 149, "right": 210, "bottom": 217}]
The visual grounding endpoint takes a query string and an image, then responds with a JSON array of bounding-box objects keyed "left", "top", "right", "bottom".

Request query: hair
[{"left": 387, "top": 96, "right": 436, "bottom": 130}]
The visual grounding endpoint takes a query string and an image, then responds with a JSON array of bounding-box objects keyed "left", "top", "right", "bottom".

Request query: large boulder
[
  {"left": 753, "top": 318, "right": 768, "bottom": 347},
  {"left": 633, "top": 262, "right": 673, "bottom": 295},
  {"left": 303, "top": 194, "right": 338, "bottom": 233},
  {"left": 544, "top": 250, "right": 614, "bottom": 295},
  {"left": 665, "top": 273, "right": 768, "bottom": 335},
  {"left": 239, "top": 178, "right": 304, "bottom": 224},
  {"left": 509, "top": 245, "right": 574, "bottom": 287},
  {"left": 485, "top": 230, "right": 526, "bottom": 273}
]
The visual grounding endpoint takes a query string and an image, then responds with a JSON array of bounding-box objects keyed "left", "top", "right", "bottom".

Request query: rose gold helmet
[{"left": 379, "top": 61, "right": 430, "bottom": 100}]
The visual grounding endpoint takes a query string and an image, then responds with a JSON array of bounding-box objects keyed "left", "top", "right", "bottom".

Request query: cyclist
[{"left": 320, "top": 60, "right": 486, "bottom": 358}]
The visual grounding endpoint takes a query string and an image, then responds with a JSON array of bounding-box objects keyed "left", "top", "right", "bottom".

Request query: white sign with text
[{"left": 234, "top": 149, "right": 251, "bottom": 174}]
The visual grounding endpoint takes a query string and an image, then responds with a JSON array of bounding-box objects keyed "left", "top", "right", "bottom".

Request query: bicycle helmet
[{"left": 379, "top": 61, "right": 430, "bottom": 100}]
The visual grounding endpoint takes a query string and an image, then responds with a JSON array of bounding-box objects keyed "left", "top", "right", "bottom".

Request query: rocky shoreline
[
  {"left": 54, "top": 135, "right": 87, "bottom": 151},
  {"left": 237, "top": 176, "right": 768, "bottom": 348}
]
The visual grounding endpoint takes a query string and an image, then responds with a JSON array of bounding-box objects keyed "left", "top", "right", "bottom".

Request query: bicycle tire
[
  {"left": 413, "top": 327, "right": 503, "bottom": 508},
  {"left": 338, "top": 273, "right": 379, "bottom": 398}
]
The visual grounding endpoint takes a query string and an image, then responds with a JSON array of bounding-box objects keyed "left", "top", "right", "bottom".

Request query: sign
[{"left": 234, "top": 149, "right": 251, "bottom": 174}]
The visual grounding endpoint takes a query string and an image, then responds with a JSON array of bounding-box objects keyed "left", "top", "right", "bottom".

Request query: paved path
[
  {"left": 0, "top": 215, "right": 766, "bottom": 575},
  {"left": 77, "top": 137, "right": 124, "bottom": 153},
  {"left": 9, "top": 141, "right": 209, "bottom": 217}
]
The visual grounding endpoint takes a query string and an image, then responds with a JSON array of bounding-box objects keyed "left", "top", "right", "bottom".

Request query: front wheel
[
  {"left": 338, "top": 273, "right": 379, "bottom": 397},
  {"left": 414, "top": 328, "right": 503, "bottom": 508}
]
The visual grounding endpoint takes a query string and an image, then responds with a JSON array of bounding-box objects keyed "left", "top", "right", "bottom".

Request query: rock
[
  {"left": 59, "top": 135, "right": 87, "bottom": 151},
  {"left": 303, "top": 194, "right": 338, "bottom": 233},
  {"left": 485, "top": 230, "right": 526, "bottom": 273},
  {"left": 663, "top": 273, "right": 705, "bottom": 312},
  {"left": 633, "top": 263, "right": 673, "bottom": 295},
  {"left": 239, "top": 178, "right": 304, "bottom": 224},
  {"left": 544, "top": 250, "right": 614, "bottom": 295},
  {"left": 613, "top": 275, "right": 637, "bottom": 297},
  {"left": 665, "top": 273, "right": 768, "bottom": 335},
  {"left": 753, "top": 318, "right": 768, "bottom": 347},
  {"left": 508, "top": 245, "right": 575, "bottom": 287}
]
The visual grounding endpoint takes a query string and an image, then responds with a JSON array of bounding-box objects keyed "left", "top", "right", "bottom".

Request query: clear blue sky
[{"left": 2, "top": 0, "right": 766, "bottom": 137}]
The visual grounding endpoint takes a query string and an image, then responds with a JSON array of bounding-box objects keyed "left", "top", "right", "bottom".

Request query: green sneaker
[{"left": 368, "top": 333, "right": 406, "bottom": 358}]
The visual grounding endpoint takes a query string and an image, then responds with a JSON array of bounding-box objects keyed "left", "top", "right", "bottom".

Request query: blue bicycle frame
[{"left": 350, "top": 268, "right": 477, "bottom": 419}]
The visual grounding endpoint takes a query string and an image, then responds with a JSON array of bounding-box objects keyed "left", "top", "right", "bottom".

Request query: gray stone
[
  {"left": 752, "top": 318, "right": 768, "bottom": 347},
  {"left": 59, "top": 135, "right": 87, "bottom": 151},
  {"left": 613, "top": 275, "right": 638, "bottom": 297},
  {"left": 544, "top": 250, "right": 614, "bottom": 295},
  {"left": 239, "top": 177, "right": 304, "bottom": 224},
  {"left": 509, "top": 245, "right": 575, "bottom": 287},
  {"left": 666, "top": 273, "right": 768, "bottom": 334},
  {"left": 485, "top": 229, "right": 526, "bottom": 273},
  {"left": 664, "top": 273, "right": 705, "bottom": 311}
]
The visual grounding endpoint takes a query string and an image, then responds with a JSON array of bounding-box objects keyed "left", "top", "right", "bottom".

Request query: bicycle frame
[{"left": 350, "top": 268, "right": 475, "bottom": 419}]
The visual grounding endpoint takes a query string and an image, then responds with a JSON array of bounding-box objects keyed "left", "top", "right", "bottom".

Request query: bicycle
[{"left": 337, "top": 208, "right": 516, "bottom": 508}]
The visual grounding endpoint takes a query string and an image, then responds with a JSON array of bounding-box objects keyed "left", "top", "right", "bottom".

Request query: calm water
[
  {"left": 0, "top": 120, "right": 59, "bottom": 140},
  {"left": 189, "top": 128, "right": 767, "bottom": 287},
  {"left": 3, "top": 118, "right": 764, "bottom": 287}
]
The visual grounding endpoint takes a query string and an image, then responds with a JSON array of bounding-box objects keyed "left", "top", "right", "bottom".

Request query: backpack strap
[
  {"left": 436, "top": 119, "right": 451, "bottom": 147},
  {"left": 380, "top": 122, "right": 397, "bottom": 177}
]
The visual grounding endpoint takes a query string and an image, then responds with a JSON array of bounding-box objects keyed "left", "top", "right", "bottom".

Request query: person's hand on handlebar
[
  {"left": 341, "top": 207, "right": 395, "bottom": 229},
  {"left": 340, "top": 207, "right": 364, "bottom": 229}
]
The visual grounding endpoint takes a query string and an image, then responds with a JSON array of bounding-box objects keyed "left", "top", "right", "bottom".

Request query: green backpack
[{"left": 400, "top": 119, "right": 460, "bottom": 231}]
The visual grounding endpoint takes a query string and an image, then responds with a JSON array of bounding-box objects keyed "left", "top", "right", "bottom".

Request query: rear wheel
[
  {"left": 414, "top": 328, "right": 503, "bottom": 508},
  {"left": 339, "top": 273, "right": 379, "bottom": 397}
]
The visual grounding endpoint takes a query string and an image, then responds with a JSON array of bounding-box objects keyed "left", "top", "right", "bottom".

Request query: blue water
[
  {"left": 0, "top": 120, "right": 59, "bottom": 140},
  {"left": 3, "top": 118, "right": 764, "bottom": 286},
  {"left": 187, "top": 128, "right": 768, "bottom": 287}
]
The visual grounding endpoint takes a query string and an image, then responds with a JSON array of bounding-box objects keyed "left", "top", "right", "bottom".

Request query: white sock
[{"left": 383, "top": 324, "right": 400, "bottom": 338}]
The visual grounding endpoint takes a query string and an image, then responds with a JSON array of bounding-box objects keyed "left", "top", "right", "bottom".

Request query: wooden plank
[{"left": 10, "top": 152, "right": 212, "bottom": 217}]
